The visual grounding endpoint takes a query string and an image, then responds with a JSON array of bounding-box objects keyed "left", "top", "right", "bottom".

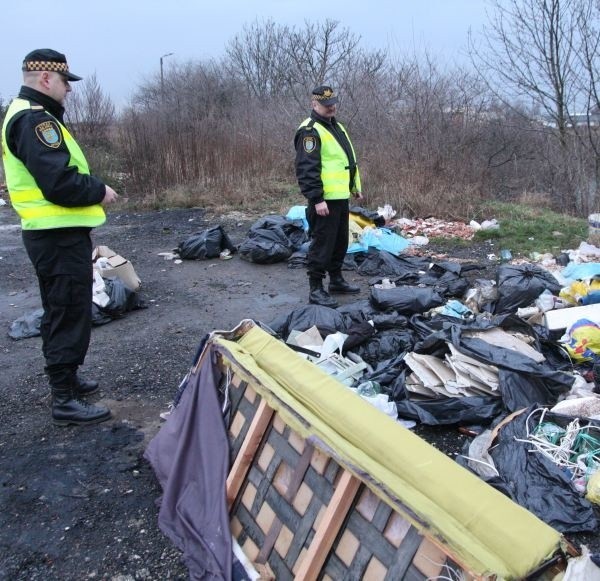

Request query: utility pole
[{"left": 160, "top": 52, "right": 174, "bottom": 99}]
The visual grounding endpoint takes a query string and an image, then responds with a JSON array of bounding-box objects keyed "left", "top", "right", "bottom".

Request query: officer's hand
[
  {"left": 315, "top": 201, "right": 329, "bottom": 216},
  {"left": 102, "top": 185, "right": 119, "bottom": 205},
  {"left": 353, "top": 191, "right": 364, "bottom": 200}
]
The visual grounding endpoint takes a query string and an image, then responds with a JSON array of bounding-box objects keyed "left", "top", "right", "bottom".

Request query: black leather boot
[
  {"left": 309, "top": 278, "right": 338, "bottom": 308},
  {"left": 329, "top": 273, "right": 360, "bottom": 294},
  {"left": 75, "top": 376, "right": 99, "bottom": 397},
  {"left": 51, "top": 386, "right": 112, "bottom": 427}
]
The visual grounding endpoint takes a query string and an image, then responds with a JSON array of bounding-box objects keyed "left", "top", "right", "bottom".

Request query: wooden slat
[
  {"left": 227, "top": 398, "right": 274, "bottom": 508},
  {"left": 294, "top": 469, "right": 361, "bottom": 581}
]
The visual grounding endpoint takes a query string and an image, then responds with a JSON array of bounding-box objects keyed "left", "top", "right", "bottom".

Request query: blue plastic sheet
[{"left": 348, "top": 227, "right": 409, "bottom": 256}]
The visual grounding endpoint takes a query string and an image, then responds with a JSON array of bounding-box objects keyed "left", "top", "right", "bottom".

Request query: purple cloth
[{"left": 145, "top": 347, "right": 232, "bottom": 580}]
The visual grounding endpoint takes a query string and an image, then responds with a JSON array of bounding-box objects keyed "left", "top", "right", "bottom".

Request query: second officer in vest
[
  {"left": 294, "top": 85, "right": 363, "bottom": 308},
  {"left": 2, "top": 49, "right": 119, "bottom": 426}
]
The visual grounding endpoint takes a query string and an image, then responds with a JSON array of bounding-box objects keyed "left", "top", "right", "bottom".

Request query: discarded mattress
[{"left": 146, "top": 320, "right": 568, "bottom": 580}]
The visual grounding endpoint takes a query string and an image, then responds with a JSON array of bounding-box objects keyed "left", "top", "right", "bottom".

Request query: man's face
[
  {"left": 46, "top": 72, "right": 71, "bottom": 105},
  {"left": 312, "top": 100, "right": 337, "bottom": 119}
]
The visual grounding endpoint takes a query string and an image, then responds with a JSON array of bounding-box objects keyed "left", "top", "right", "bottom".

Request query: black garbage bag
[
  {"left": 461, "top": 407, "right": 598, "bottom": 533},
  {"left": 8, "top": 308, "right": 43, "bottom": 339},
  {"left": 177, "top": 225, "right": 237, "bottom": 260},
  {"left": 239, "top": 238, "right": 292, "bottom": 263},
  {"left": 356, "top": 328, "right": 416, "bottom": 365},
  {"left": 410, "top": 315, "right": 573, "bottom": 411},
  {"left": 266, "top": 304, "right": 352, "bottom": 338},
  {"left": 98, "top": 278, "right": 146, "bottom": 319},
  {"left": 239, "top": 216, "right": 308, "bottom": 264},
  {"left": 370, "top": 286, "right": 444, "bottom": 314},
  {"left": 359, "top": 353, "right": 408, "bottom": 400},
  {"left": 92, "top": 303, "right": 113, "bottom": 326},
  {"left": 396, "top": 395, "right": 504, "bottom": 426},
  {"left": 494, "top": 263, "right": 562, "bottom": 314},
  {"left": 336, "top": 299, "right": 408, "bottom": 330},
  {"left": 358, "top": 250, "right": 431, "bottom": 278}
]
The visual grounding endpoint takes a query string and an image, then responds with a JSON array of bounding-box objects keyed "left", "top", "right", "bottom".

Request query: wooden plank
[
  {"left": 294, "top": 469, "right": 361, "bottom": 581},
  {"left": 227, "top": 398, "right": 274, "bottom": 508}
]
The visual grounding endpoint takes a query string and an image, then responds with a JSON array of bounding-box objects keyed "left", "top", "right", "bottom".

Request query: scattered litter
[
  {"left": 158, "top": 252, "right": 178, "bottom": 261},
  {"left": 93, "top": 245, "right": 141, "bottom": 291},
  {"left": 394, "top": 217, "right": 476, "bottom": 240}
]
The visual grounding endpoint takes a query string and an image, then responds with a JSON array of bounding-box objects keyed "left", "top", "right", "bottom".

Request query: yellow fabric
[
  {"left": 349, "top": 211, "right": 375, "bottom": 229},
  {"left": 2, "top": 98, "right": 105, "bottom": 230},
  {"left": 214, "top": 323, "right": 562, "bottom": 579}
]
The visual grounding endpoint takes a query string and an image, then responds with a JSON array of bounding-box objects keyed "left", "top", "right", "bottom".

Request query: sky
[{"left": 1, "top": 0, "right": 489, "bottom": 108}]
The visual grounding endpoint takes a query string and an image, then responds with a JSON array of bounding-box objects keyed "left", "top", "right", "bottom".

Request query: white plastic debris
[
  {"left": 480, "top": 219, "right": 500, "bottom": 230},
  {"left": 377, "top": 204, "right": 397, "bottom": 222}
]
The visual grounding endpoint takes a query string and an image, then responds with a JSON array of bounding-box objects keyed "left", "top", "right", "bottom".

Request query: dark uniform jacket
[
  {"left": 4, "top": 86, "right": 105, "bottom": 209},
  {"left": 294, "top": 110, "right": 357, "bottom": 204}
]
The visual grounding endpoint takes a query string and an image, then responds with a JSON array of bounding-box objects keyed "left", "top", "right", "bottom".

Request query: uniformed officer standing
[
  {"left": 294, "top": 85, "right": 363, "bottom": 308},
  {"left": 1, "top": 49, "right": 118, "bottom": 426}
]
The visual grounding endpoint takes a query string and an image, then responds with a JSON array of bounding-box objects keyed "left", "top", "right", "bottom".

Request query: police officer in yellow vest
[
  {"left": 1, "top": 49, "right": 119, "bottom": 426},
  {"left": 294, "top": 85, "right": 363, "bottom": 308}
]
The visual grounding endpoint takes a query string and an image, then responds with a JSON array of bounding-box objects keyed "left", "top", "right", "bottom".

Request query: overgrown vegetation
[
  {"left": 472, "top": 201, "right": 588, "bottom": 255},
  {"left": 6, "top": 3, "right": 600, "bottom": 223}
]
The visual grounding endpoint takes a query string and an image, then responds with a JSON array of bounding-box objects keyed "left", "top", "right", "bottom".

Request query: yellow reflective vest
[
  {"left": 298, "top": 118, "right": 361, "bottom": 200},
  {"left": 1, "top": 98, "right": 106, "bottom": 230}
]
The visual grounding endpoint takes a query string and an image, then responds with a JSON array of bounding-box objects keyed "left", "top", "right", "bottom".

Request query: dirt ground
[{"left": 0, "top": 205, "right": 594, "bottom": 579}]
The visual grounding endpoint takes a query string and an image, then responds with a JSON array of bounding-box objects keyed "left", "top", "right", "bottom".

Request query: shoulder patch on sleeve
[
  {"left": 34, "top": 120, "right": 62, "bottom": 149},
  {"left": 303, "top": 135, "right": 316, "bottom": 153}
]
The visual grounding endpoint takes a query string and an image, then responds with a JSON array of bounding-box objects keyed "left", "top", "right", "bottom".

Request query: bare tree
[
  {"left": 226, "top": 19, "right": 291, "bottom": 99},
  {"left": 469, "top": 0, "right": 600, "bottom": 212},
  {"left": 66, "top": 73, "right": 115, "bottom": 146},
  {"left": 471, "top": 0, "right": 584, "bottom": 144}
]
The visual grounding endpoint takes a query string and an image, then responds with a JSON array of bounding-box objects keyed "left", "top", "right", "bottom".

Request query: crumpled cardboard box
[{"left": 92, "top": 245, "right": 141, "bottom": 291}]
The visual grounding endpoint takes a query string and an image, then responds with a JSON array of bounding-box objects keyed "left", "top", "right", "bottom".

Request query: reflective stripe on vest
[
  {"left": 1, "top": 98, "right": 106, "bottom": 230},
  {"left": 298, "top": 118, "right": 360, "bottom": 200}
]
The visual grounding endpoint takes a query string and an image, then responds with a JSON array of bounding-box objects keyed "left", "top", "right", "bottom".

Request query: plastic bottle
[{"left": 356, "top": 381, "right": 381, "bottom": 396}]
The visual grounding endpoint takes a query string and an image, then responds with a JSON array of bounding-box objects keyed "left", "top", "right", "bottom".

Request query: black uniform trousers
[
  {"left": 22, "top": 227, "right": 93, "bottom": 389},
  {"left": 306, "top": 198, "right": 349, "bottom": 279}
]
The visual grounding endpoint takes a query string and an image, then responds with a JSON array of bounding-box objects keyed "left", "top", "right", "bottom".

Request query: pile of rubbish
[
  {"left": 223, "top": 206, "right": 600, "bottom": 545},
  {"left": 9, "top": 245, "right": 145, "bottom": 340}
]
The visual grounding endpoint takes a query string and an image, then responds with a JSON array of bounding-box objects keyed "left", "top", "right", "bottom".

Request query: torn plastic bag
[
  {"left": 494, "top": 263, "right": 562, "bottom": 314},
  {"left": 370, "top": 285, "right": 444, "bottom": 314},
  {"left": 239, "top": 216, "right": 308, "bottom": 264},
  {"left": 358, "top": 250, "right": 431, "bottom": 278},
  {"left": 97, "top": 278, "right": 146, "bottom": 319},
  {"left": 341, "top": 321, "right": 377, "bottom": 354},
  {"left": 359, "top": 353, "right": 408, "bottom": 400},
  {"left": 336, "top": 299, "right": 408, "bottom": 330},
  {"left": 177, "top": 225, "right": 236, "bottom": 260},
  {"left": 266, "top": 304, "right": 352, "bottom": 338},
  {"left": 459, "top": 407, "right": 598, "bottom": 534},
  {"left": 396, "top": 395, "right": 504, "bottom": 426},
  {"left": 8, "top": 308, "right": 43, "bottom": 339},
  {"left": 410, "top": 314, "right": 573, "bottom": 410},
  {"left": 356, "top": 328, "right": 416, "bottom": 365}
]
